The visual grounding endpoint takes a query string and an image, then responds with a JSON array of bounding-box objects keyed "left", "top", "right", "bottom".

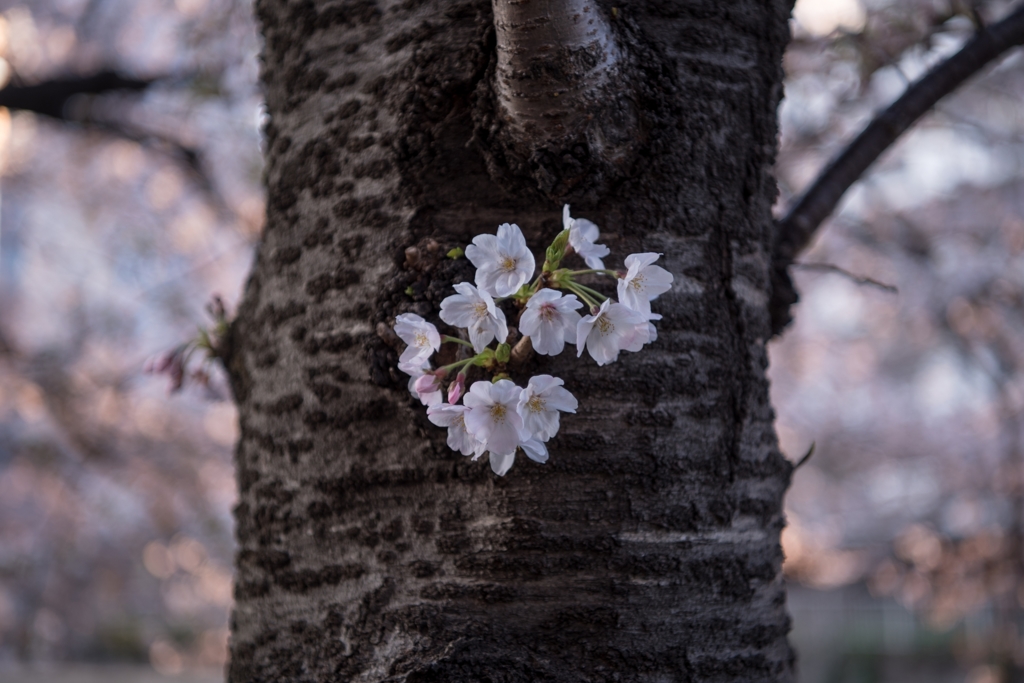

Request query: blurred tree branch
[
  {"left": 0, "top": 68, "right": 237, "bottom": 218},
  {"left": 770, "top": 2, "right": 1024, "bottom": 336},
  {"left": 0, "top": 70, "right": 153, "bottom": 119}
]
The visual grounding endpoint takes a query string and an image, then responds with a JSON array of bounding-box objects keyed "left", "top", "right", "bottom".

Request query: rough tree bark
[{"left": 226, "top": 0, "right": 795, "bottom": 680}]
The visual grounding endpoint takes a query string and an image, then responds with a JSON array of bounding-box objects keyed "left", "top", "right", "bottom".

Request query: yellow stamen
[
  {"left": 500, "top": 256, "right": 517, "bottom": 272},
  {"left": 597, "top": 316, "right": 614, "bottom": 335},
  {"left": 490, "top": 404, "right": 507, "bottom": 422},
  {"left": 527, "top": 396, "right": 545, "bottom": 414}
]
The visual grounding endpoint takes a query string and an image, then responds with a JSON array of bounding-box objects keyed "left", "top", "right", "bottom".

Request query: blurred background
[{"left": 0, "top": 0, "right": 1021, "bottom": 681}]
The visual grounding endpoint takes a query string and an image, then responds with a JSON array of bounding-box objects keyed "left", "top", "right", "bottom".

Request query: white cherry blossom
[
  {"left": 519, "top": 437, "right": 548, "bottom": 464},
  {"left": 576, "top": 299, "right": 648, "bottom": 366},
  {"left": 518, "top": 288, "right": 582, "bottom": 356},
  {"left": 463, "top": 379, "right": 524, "bottom": 458},
  {"left": 647, "top": 322, "right": 658, "bottom": 343},
  {"left": 488, "top": 433, "right": 550, "bottom": 476},
  {"left": 563, "top": 204, "right": 610, "bottom": 270},
  {"left": 397, "top": 359, "right": 426, "bottom": 378},
  {"left": 617, "top": 252, "right": 673, "bottom": 316},
  {"left": 427, "top": 403, "right": 486, "bottom": 458},
  {"left": 517, "top": 375, "right": 577, "bottom": 441},
  {"left": 489, "top": 450, "right": 516, "bottom": 476},
  {"left": 394, "top": 313, "right": 441, "bottom": 364},
  {"left": 620, "top": 294, "right": 664, "bottom": 349},
  {"left": 439, "top": 283, "right": 509, "bottom": 353},
  {"left": 465, "top": 223, "right": 536, "bottom": 297}
]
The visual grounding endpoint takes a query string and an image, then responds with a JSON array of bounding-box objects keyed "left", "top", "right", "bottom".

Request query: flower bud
[
  {"left": 543, "top": 229, "right": 571, "bottom": 271},
  {"left": 448, "top": 373, "right": 466, "bottom": 404},
  {"left": 414, "top": 373, "right": 442, "bottom": 396}
]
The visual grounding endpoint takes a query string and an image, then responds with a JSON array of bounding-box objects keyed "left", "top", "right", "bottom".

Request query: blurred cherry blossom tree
[
  {"left": 776, "top": 0, "right": 1024, "bottom": 677},
  {"left": 0, "top": 0, "right": 260, "bottom": 672}
]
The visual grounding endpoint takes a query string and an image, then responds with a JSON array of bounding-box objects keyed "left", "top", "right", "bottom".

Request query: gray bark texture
[{"left": 226, "top": 0, "right": 796, "bottom": 680}]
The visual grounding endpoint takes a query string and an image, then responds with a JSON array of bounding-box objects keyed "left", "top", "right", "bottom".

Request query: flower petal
[
  {"left": 489, "top": 450, "right": 516, "bottom": 476},
  {"left": 520, "top": 438, "right": 548, "bottom": 464}
]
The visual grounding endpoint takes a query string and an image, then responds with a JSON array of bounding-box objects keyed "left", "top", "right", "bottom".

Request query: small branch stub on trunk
[{"left": 488, "top": 0, "right": 637, "bottom": 197}]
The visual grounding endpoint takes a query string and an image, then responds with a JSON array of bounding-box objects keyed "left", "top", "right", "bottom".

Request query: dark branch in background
[
  {"left": 0, "top": 70, "right": 153, "bottom": 119},
  {"left": 769, "top": 2, "right": 1024, "bottom": 336},
  {"left": 0, "top": 69, "right": 230, "bottom": 216}
]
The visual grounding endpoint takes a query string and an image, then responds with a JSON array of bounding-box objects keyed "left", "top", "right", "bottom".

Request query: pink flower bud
[
  {"left": 448, "top": 373, "right": 466, "bottom": 404},
  {"left": 414, "top": 373, "right": 441, "bottom": 396}
]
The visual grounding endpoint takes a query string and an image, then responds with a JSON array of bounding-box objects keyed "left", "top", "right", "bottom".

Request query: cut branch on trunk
[
  {"left": 493, "top": 0, "right": 618, "bottom": 143},
  {"left": 769, "top": 2, "right": 1024, "bottom": 336},
  {"left": 486, "top": 0, "right": 638, "bottom": 197}
]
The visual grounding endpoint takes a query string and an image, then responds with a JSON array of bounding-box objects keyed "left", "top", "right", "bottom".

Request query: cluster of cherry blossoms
[{"left": 393, "top": 205, "right": 673, "bottom": 476}]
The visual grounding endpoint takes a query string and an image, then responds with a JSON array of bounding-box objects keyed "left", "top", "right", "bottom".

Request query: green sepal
[
  {"left": 549, "top": 268, "right": 571, "bottom": 289},
  {"left": 447, "top": 246, "right": 465, "bottom": 259},
  {"left": 495, "top": 343, "right": 511, "bottom": 363},
  {"left": 512, "top": 282, "right": 534, "bottom": 302}
]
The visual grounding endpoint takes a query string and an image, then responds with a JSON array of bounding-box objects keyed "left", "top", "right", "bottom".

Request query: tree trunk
[{"left": 226, "top": 0, "right": 795, "bottom": 680}]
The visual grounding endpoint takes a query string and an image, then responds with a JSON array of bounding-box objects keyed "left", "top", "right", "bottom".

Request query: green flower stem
[
  {"left": 442, "top": 335, "right": 474, "bottom": 348},
  {"left": 440, "top": 347, "right": 496, "bottom": 373},
  {"left": 564, "top": 282, "right": 600, "bottom": 309},
  {"left": 569, "top": 269, "right": 619, "bottom": 277},
  {"left": 439, "top": 356, "right": 478, "bottom": 373},
  {"left": 569, "top": 282, "right": 608, "bottom": 302}
]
